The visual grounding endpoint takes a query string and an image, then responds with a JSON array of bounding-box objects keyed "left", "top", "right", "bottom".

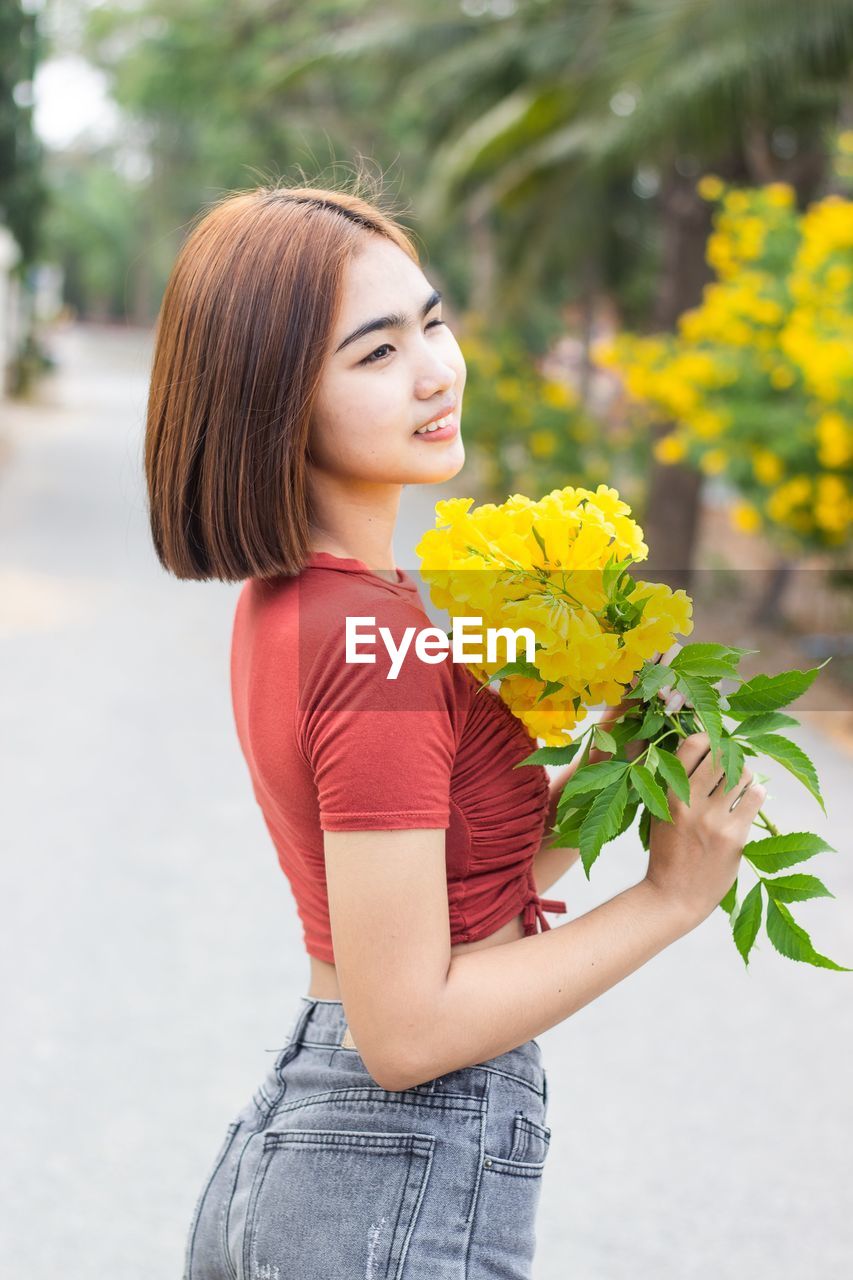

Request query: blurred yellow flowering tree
[
  {"left": 594, "top": 179, "right": 853, "bottom": 553},
  {"left": 457, "top": 312, "right": 643, "bottom": 509}
]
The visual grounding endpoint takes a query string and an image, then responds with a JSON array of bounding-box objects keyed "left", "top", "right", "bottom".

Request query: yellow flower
[
  {"left": 765, "top": 183, "right": 795, "bottom": 208},
  {"left": 622, "top": 584, "right": 694, "bottom": 659},
  {"left": 417, "top": 483, "right": 693, "bottom": 739},
  {"left": 697, "top": 174, "right": 725, "bottom": 201},
  {"left": 838, "top": 130, "right": 853, "bottom": 156},
  {"left": 541, "top": 379, "right": 577, "bottom": 409},
  {"left": 816, "top": 410, "right": 852, "bottom": 468},
  {"left": 731, "top": 502, "right": 762, "bottom": 533},
  {"left": 769, "top": 365, "right": 796, "bottom": 389},
  {"left": 591, "top": 338, "right": 617, "bottom": 367},
  {"left": 752, "top": 448, "right": 784, "bottom": 485},
  {"left": 815, "top": 474, "right": 851, "bottom": 532},
  {"left": 699, "top": 448, "right": 728, "bottom": 475},
  {"left": 654, "top": 433, "right": 688, "bottom": 464},
  {"left": 723, "top": 190, "right": 750, "bottom": 214},
  {"left": 689, "top": 408, "right": 728, "bottom": 439},
  {"left": 767, "top": 475, "right": 813, "bottom": 522},
  {"left": 530, "top": 430, "right": 558, "bottom": 458},
  {"left": 825, "top": 264, "right": 852, "bottom": 292},
  {"left": 433, "top": 497, "right": 475, "bottom": 527}
]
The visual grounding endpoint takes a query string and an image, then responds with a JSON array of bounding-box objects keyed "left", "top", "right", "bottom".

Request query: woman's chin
[{"left": 407, "top": 441, "right": 466, "bottom": 485}]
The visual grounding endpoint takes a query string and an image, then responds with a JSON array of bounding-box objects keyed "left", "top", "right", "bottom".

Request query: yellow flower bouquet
[{"left": 415, "top": 483, "right": 848, "bottom": 972}]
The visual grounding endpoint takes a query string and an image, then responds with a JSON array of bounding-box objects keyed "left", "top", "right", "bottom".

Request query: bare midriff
[{"left": 306, "top": 909, "right": 527, "bottom": 1000}]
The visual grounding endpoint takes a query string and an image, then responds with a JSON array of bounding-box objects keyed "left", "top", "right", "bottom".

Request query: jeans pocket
[
  {"left": 183, "top": 1120, "right": 243, "bottom": 1280},
  {"left": 507, "top": 1113, "right": 552, "bottom": 1167},
  {"left": 242, "top": 1129, "right": 435, "bottom": 1280},
  {"left": 468, "top": 1114, "right": 550, "bottom": 1279}
]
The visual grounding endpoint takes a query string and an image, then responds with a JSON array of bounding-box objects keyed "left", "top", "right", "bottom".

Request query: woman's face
[{"left": 308, "top": 235, "right": 466, "bottom": 486}]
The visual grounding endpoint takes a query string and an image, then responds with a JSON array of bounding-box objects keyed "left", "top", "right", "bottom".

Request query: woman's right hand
[{"left": 644, "top": 732, "right": 766, "bottom": 927}]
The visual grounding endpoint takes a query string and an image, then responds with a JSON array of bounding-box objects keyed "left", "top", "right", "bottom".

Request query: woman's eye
[
  {"left": 359, "top": 318, "right": 446, "bottom": 365},
  {"left": 360, "top": 344, "right": 393, "bottom": 365}
]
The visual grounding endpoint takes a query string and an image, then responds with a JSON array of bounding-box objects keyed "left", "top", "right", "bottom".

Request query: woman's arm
[
  {"left": 532, "top": 839, "right": 582, "bottom": 895},
  {"left": 326, "top": 825, "right": 694, "bottom": 1092}
]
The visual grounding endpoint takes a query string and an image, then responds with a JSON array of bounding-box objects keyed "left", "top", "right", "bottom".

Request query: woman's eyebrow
[{"left": 334, "top": 288, "right": 442, "bottom": 354}]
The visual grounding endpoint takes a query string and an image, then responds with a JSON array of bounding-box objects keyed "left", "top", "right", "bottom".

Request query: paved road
[{"left": 1, "top": 323, "right": 851, "bottom": 1278}]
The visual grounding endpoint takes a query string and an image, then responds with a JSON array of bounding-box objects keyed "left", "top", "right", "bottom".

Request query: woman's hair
[{"left": 143, "top": 175, "right": 422, "bottom": 581}]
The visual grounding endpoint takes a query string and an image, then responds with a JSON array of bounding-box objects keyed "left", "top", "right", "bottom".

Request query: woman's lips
[{"left": 413, "top": 415, "right": 459, "bottom": 442}]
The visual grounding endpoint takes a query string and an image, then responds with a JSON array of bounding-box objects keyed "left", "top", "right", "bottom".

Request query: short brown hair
[{"left": 144, "top": 176, "right": 422, "bottom": 581}]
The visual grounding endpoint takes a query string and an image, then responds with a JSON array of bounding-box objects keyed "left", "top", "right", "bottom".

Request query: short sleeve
[{"left": 297, "top": 597, "right": 459, "bottom": 832}]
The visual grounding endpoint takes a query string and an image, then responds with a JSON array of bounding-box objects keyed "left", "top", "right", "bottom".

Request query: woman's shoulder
[{"left": 235, "top": 564, "right": 475, "bottom": 717}]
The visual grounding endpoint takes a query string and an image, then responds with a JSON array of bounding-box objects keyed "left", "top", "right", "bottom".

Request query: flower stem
[
  {"left": 664, "top": 713, "right": 688, "bottom": 738},
  {"left": 758, "top": 809, "right": 779, "bottom": 836}
]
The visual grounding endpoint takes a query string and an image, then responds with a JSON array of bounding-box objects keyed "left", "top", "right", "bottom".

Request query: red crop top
[{"left": 229, "top": 550, "right": 567, "bottom": 964}]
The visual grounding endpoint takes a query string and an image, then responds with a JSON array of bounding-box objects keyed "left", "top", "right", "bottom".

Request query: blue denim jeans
[{"left": 184, "top": 995, "right": 552, "bottom": 1279}]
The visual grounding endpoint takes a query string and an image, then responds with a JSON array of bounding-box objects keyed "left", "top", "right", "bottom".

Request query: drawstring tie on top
[{"left": 522, "top": 890, "right": 568, "bottom": 936}]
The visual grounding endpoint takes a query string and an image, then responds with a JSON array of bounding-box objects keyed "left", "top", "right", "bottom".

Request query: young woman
[{"left": 144, "top": 181, "right": 766, "bottom": 1280}]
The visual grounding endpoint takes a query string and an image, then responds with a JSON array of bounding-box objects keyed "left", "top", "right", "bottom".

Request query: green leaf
[
  {"left": 733, "top": 882, "right": 763, "bottom": 967},
  {"left": 574, "top": 728, "right": 593, "bottom": 770},
  {"left": 731, "top": 712, "right": 799, "bottom": 738},
  {"left": 515, "top": 743, "right": 582, "bottom": 768},
  {"left": 606, "top": 590, "right": 651, "bottom": 632},
  {"left": 603, "top": 553, "right": 634, "bottom": 595},
  {"left": 763, "top": 874, "right": 834, "bottom": 903},
  {"left": 726, "top": 664, "right": 827, "bottom": 717},
  {"left": 638, "top": 805, "right": 651, "bottom": 851},
  {"left": 630, "top": 764, "right": 672, "bottom": 821},
  {"left": 674, "top": 642, "right": 748, "bottom": 663},
  {"left": 634, "top": 662, "right": 673, "bottom": 699},
  {"left": 765, "top": 897, "right": 851, "bottom": 971},
  {"left": 579, "top": 776, "right": 629, "bottom": 877},
  {"left": 671, "top": 643, "right": 747, "bottom": 680},
  {"left": 554, "top": 799, "right": 591, "bottom": 833},
  {"left": 644, "top": 744, "right": 660, "bottom": 774},
  {"left": 627, "top": 708, "right": 665, "bottom": 741},
  {"left": 615, "top": 796, "right": 640, "bottom": 838},
  {"left": 593, "top": 726, "right": 618, "bottom": 754},
  {"left": 534, "top": 679, "right": 566, "bottom": 705},
  {"left": 747, "top": 734, "right": 825, "bottom": 813},
  {"left": 483, "top": 659, "right": 540, "bottom": 686},
  {"left": 531, "top": 524, "right": 548, "bottom": 561},
  {"left": 655, "top": 748, "right": 691, "bottom": 806},
  {"left": 673, "top": 673, "right": 723, "bottom": 762},
  {"left": 605, "top": 717, "right": 643, "bottom": 752},
  {"left": 552, "top": 823, "right": 583, "bottom": 848},
  {"left": 550, "top": 796, "right": 593, "bottom": 845},
  {"left": 719, "top": 736, "right": 745, "bottom": 792},
  {"left": 673, "top": 658, "right": 739, "bottom": 680},
  {"left": 554, "top": 799, "right": 591, "bottom": 826},
  {"left": 742, "top": 832, "right": 834, "bottom": 873},
  {"left": 556, "top": 760, "right": 629, "bottom": 806},
  {"left": 719, "top": 878, "right": 738, "bottom": 916}
]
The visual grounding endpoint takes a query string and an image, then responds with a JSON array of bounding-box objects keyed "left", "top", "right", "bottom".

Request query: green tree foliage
[{"left": 0, "top": 0, "right": 47, "bottom": 265}]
